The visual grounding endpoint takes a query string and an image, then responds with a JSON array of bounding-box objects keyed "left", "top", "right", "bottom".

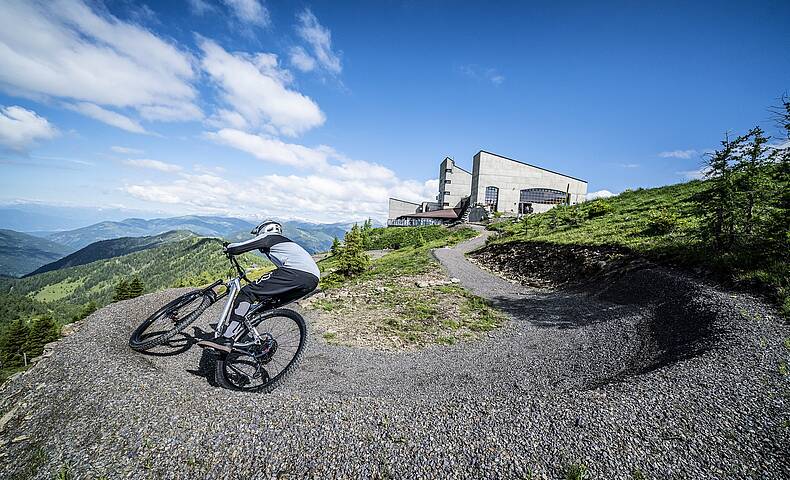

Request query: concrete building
[
  {"left": 438, "top": 157, "right": 472, "bottom": 209},
  {"left": 388, "top": 150, "right": 587, "bottom": 225},
  {"left": 470, "top": 151, "right": 587, "bottom": 214}
]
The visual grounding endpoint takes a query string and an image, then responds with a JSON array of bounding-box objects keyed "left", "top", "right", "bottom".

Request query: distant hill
[
  {"left": 43, "top": 216, "right": 256, "bottom": 250},
  {"left": 27, "top": 230, "right": 196, "bottom": 277},
  {"left": 11, "top": 236, "right": 259, "bottom": 307},
  {"left": 0, "top": 204, "right": 158, "bottom": 231},
  {"left": 39, "top": 215, "right": 360, "bottom": 254},
  {"left": 0, "top": 229, "right": 71, "bottom": 277}
]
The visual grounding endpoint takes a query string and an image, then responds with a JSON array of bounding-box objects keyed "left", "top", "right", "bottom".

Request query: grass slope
[
  {"left": 27, "top": 230, "right": 196, "bottom": 276},
  {"left": 308, "top": 226, "right": 504, "bottom": 348},
  {"left": 488, "top": 178, "right": 788, "bottom": 316},
  {"left": 0, "top": 229, "right": 71, "bottom": 277}
]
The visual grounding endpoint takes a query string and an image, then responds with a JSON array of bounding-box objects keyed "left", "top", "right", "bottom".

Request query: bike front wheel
[
  {"left": 215, "top": 308, "right": 307, "bottom": 393},
  {"left": 129, "top": 290, "right": 213, "bottom": 351}
]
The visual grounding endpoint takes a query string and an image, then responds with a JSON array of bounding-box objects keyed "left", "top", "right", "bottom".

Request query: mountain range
[
  {"left": 0, "top": 212, "right": 365, "bottom": 277},
  {"left": 0, "top": 229, "right": 72, "bottom": 277}
]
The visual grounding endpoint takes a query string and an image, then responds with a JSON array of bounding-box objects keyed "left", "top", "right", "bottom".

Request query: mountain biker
[{"left": 197, "top": 219, "right": 319, "bottom": 352}]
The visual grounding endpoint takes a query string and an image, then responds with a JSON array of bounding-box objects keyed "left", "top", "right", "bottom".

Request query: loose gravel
[{"left": 1, "top": 230, "right": 789, "bottom": 479}]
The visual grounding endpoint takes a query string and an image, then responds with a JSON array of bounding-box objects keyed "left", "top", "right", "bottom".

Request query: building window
[
  {"left": 445, "top": 179, "right": 451, "bottom": 184},
  {"left": 445, "top": 168, "right": 452, "bottom": 173},
  {"left": 444, "top": 191, "right": 450, "bottom": 196},
  {"left": 519, "top": 188, "right": 568, "bottom": 205},
  {"left": 443, "top": 202, "right": 450, "bottom": 206},
  {"left": 484, "top": 186, "right": 499, "bottom": 210}
]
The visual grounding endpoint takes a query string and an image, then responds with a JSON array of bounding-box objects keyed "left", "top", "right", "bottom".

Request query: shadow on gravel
[
  {"left": 136, "top": 326, "right": 213, "bottom": 357},
  {"left": 186, "top": 348, "right": 220, "bottom": 387},
  {"left": 474, "top": 242, "right": 726, "bottom": 385}
]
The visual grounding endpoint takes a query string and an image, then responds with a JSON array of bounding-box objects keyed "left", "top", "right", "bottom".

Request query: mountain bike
[{"left": 129, "top": 251, "right": 307, "bottom": 393}]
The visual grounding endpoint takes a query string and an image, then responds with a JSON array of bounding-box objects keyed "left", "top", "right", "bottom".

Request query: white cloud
[
  {"left": 223, "top": 0, "right": 270, "bottom": 27},
  {"left": 294, "top": 9, "right": 341, "bottom": 75},
  {"left": 289, "top": 46, "right": 316, "bottom": 72},
  {"left": 111, "top": 146, "right": 144, "bottom": 154},
  {"left": 658, "top": 149, "right": 698, "bottom": 159},
  {"left": 205, "top": 128, "right": 330, "bottom": 169},
  {"left": 0, "top": 0, "right": 201, "bottom": 129},
  {"left": 67, "top": 102, "right": 146, "bottom": 134},
  {"left": 188, "top": 0, "right": 216, "bottom": 15},
  {"left": 199, "top": 38, "right": 325, "bottom": 137},
  {"left": 459, "top": 65, "right": 505, "bottom": 85},
  {"left": 587, "top": 190, "right": 615, "bottom": 200},
  {"left": 125, "top": 134, "right": 437, "bottom": 222},
  {"left": 0, "top": 105, "right": 58, "bottom": 151},
  {"left": 123, "top": 158, "right": 182, "bottom": 172},
  {"left": 676, "top": 167, "right": 710, "bottom": 180}
]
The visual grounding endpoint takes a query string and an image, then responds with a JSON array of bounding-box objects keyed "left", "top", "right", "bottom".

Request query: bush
[
  {"left": 645, "top": 209, "right": 679, "bottom": 235},
  {"left": 587, "top": 200, "right": 613, "bottom": 218}
]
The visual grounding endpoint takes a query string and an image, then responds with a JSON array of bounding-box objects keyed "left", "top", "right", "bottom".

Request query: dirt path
[{"left": 1, "top": 230, "right": 788, "bottom": 479}]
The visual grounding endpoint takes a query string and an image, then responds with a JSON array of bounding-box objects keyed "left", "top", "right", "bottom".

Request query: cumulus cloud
[
  {"left": 123, "top": 158, "right": 182, "bottom": 172},
  {"left": 199, "top": 38, "right": 325, "bottom": 137},
  {"left": 0, "top": 105, "right": 58, "bottom": 151},
  {"left": 0, "top": 0, "right": 201, "bottom": 130},
  {"left": 587, "top": 190, "right": 615, "bottom": 200},
  {"left": 111, "top": 146, "right": 144, "bottom": 154},
  {"left": 292, "top": 9, "right": 342, "bottom": 75},
  {"left": 125, "top": 133, "right": 437, "bottom": 221},
  {"left": 67, "top": 102, "right": 146, "bottom": 134},
  {"left": 658, "top": 149, "right": 698, "bottom": 159},
  {"left": 223, "top": 0, "right": 270, "bottom": 26}
]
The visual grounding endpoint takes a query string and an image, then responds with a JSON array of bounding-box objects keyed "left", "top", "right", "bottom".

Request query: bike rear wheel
[
  {"left": 215, "top": 308, "right": 307, "bottom": 393},
  {"left": 129, "top": 290, "right": 214, "bottom": 351}
]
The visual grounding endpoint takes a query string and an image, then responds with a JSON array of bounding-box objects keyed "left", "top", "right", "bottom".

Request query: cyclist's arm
[{"left": 225, "top": 234, "right": 289, "bottom": 255}]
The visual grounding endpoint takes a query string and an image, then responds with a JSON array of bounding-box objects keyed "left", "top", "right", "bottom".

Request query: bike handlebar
[{"left": 226, "top": 252, "right": 252, "bottom": 284}]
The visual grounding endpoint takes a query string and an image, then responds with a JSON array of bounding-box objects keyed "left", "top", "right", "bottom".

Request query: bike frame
[{"left": 211, "top": 255, "right": 268, "bottom": 349}]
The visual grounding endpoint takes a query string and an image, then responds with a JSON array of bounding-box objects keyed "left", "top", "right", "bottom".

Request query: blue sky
[{"left": 0, "top": 0, "right": 788, "bottom": 223}]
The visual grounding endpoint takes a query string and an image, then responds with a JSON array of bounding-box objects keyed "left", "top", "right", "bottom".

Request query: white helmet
[{"left": 251, "top": 219, "right": 282, "bottom": 235}]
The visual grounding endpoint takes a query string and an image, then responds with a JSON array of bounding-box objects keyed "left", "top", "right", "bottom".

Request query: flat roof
[
  {"left": 388, "top": 197, "right": 421, "bottom": 206},
  {"left": 477, "top": 150, "right": 588, "bottom": 183}
]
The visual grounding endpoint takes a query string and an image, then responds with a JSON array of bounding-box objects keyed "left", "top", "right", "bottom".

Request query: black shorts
[{"left": 238, "top": 267, "right": 319, "bottom": 308}]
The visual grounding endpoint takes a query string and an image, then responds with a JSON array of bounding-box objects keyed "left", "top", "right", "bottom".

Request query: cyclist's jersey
[{"left": 226, "top": 233, "right": 320, "bottom": 279}]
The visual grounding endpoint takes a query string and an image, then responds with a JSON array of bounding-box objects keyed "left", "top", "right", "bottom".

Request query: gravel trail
[{"left": 1, "top": 230, "right": 788, "bottom": 479}]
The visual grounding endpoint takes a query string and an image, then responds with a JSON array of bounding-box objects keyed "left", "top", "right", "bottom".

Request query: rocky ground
[{"left": 1, "top": 231, "right": 788, "bottom": 479}]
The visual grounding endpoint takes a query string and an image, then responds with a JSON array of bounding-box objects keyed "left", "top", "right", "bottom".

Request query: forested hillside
[
  {"left": 0, "top": 229, "right": 71, "bottom": 277},
  {"left": 3, "top": 236, "right": 261, "bottom": 311},
  {"left": 28, "top": 230, "right": 196, "bottom": 276}
]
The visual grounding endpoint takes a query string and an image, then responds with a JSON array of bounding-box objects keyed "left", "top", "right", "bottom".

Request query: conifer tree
[
  {"left": 336, "top": 224, "right": 370, "bottom": 277},
  {"left": 0, "top": 318, "right": 30, "bottom": 368},
  {"left": 361, "top": 218, "right": 374, "bottom": 249},
  {"left": 24, "top": 315, "right": 58, "bottom": 358},
  {"left": 128, "top": 277, "right": 145, "bottom": 298},
  {"left": 113, "top": 280, "right": 130, "bottom": 302},
  {"left": 330, "top": 236, "right": 342, "bottom": 256}
]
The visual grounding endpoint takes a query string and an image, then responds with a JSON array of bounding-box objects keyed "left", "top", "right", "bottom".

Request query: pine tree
[
  {"left": 113, "top": 280, "right": 130, "bottom": 302},
  {"left": 361, "top": 218, "right": 374, "bottom": 249},
  {"left": 128, "top": 277, "right": 145, "bottom": 298},
  {"left": 0, "top": 318, "right": 30, "bottom": 368},
  {"left": 697, "top": 132, "right": 745, "bottom": 251},
  {"left": 330, "top": 236, "right": 342, "bottom": 256},
  {"left": 336, "top": 224, "right": 370, "bottom": 277},
  {"left": 24, "top": 315, "right": 59, "bottom": 359}
]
